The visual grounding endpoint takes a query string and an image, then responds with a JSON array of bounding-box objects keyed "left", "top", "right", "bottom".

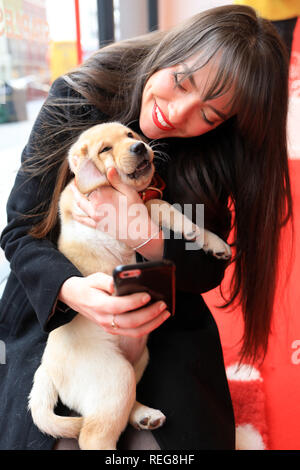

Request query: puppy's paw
[
  {"left": 130, "top": 406, "right": 166, "bottom": 431},
  {"left": 183, "top": 227, "right": 201, "bottom": 241},
  {"left": 203, "top": 232, "right": 232, "bottom": 260}
]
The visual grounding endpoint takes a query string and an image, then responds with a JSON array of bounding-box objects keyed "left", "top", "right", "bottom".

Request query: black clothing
[
  {"left": 272, "top": 17, "right": 298, "bottom": 59},
  {"left": 0, "top": 78, "right": 235, "bottom": 450}
]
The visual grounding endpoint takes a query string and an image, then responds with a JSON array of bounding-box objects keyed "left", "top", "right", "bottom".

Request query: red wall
[{"left": 204, "top": 161, "right": 300, "bottom": 451}]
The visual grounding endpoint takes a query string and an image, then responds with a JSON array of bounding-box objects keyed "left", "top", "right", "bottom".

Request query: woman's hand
[
  {"left": 58, "top": 273, "right": 171, "bottom": 337},
  {"left": 71, "top": 167, "right": 158, "bottom": 249}
]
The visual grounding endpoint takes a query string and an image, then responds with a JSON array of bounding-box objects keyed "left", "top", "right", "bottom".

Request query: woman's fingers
[
  {"left": 85, "top": 273, "right": 153, "bottom": 314},
  {"left": 72, "top": 212, "right": 97, "bottom": 228},
  {"left": 115, "top": 300, "right": 167, "bottom": 328},
  {"left": 85, "top": 277, "right": 169, "bottom": 330},
  {"left": 106, "top": 167, "right": 131, "bottom": 196},
  {"left": 99, "top": 291, "right": 152, "bottom": 316},
  {"left": 59, "top": 274, "right": 171, "bottom": 336},
  {"left": 107, "top": 307, "right": 171, "bottom": 337},
  {"left": 87, "top": 272, "right": 115, "bottom": 294},
  {"left": 106, "top": 167, "right": 142, "bottom": 204},
  {"left": 70, "top": 182, "right": 96, "bottom": 217},
  {"left": 101, "top": 298, "right": 170, "bottom": 334}
]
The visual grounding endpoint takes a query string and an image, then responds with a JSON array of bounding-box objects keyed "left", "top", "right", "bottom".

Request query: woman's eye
[
  {"left": 173, "top": 73, "right": 187, "bottom": 92},
  {"left": 201, "top": 110, "right": 215, "bottom": 126},
  {"left": 99, "top": 146, "right": 112, "bottom": 154}
]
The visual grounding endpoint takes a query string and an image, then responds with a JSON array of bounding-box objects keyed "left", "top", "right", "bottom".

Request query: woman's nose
[{"left": 168, "top": 95, "right": 199, "bottom": 124}]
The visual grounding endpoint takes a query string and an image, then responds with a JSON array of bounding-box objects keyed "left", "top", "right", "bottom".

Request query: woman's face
[{"left": 139, "top": 57, "right": 234, "bottom": 140}]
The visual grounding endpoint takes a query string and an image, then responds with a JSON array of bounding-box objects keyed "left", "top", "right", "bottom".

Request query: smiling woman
[
  {"left": 139, "top": 58, "right": 234, "bottom": 139},
  {"left": 0, "top": 5, "right": 293, "bottom": 451}
]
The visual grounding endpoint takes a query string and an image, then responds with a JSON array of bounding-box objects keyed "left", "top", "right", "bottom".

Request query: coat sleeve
[
  {"left": 159, "top": 162, "right": 231, "bottom": 295},
  {"left": 0, "top": 78, "right": 102, "bottom": 333},
  {"left": 162, "top": 233, "right": 229, "bottom": 294}
]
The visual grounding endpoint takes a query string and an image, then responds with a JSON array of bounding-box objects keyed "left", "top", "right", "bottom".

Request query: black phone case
[{"left": 113, "top": 260, "right": 176, "bottom": 316}]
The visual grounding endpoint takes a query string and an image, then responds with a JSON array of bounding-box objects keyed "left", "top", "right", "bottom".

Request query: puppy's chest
[
  {"left": 60, "top": 220, "right": 136, "bottom": 274},
  {"left": 66, "top": 220, "right": 114, "bottom": 249}
]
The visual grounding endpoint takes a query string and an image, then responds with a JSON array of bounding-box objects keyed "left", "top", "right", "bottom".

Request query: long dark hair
[{"left": 25, "top": 5, "right": 293, "bottom": 363}]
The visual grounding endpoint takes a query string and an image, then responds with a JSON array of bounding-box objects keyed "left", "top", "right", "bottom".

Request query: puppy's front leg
[
  {"left": 145, "top": 199, "right": 231, "bottom": 260},
  {"left": 145, "top": 199, "right": 199, "bottom": 240},
  {"left": 202, "top": 230, "right": 231, "bottom": 260}
]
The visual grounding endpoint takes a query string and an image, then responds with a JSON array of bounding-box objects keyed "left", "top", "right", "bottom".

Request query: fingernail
[
  {"left": 107, "top": 167, "right": 116, "bottom": 177},
  {"left": 159, "top": 301, "right": 167, "bottom": 311},
  {"left": 142, "top": 294, "right": 151, "bottom": 303}
]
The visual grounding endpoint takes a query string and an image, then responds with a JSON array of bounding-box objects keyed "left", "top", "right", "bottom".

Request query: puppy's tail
[{"left": 28, "top": 365, "right": 83, "bottom": 439}]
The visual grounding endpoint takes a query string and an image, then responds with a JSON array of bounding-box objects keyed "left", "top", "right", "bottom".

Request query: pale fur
[{"left": 28, "top": 122, "right": 231, "bottom": 450}]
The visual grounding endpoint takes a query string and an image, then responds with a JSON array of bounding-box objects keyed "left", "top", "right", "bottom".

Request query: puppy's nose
[{"left": 130, "top": 142, "right": 147, "bottom": 156}]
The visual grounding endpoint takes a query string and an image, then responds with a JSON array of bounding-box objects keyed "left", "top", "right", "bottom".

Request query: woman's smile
[{"left": 152, "top": 102, "right": 175, "bottom": 131}]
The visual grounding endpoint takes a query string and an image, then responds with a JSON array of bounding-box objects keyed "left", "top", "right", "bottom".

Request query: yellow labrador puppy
[{"left": 28, "top": 122, "right": 231, "bottom": 450}]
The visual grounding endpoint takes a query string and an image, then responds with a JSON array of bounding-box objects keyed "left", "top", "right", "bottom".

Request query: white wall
[
  {"left": 117, "top": 0, "right": 148, "bottom": 40},
  {"left": 158, "top": 0, "right": 233, "bottom": 30}
]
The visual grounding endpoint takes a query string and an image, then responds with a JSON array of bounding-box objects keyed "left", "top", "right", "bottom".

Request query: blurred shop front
[
  {"left": 0, "top": 0, "right": 158, "bottom": 296},
  {"left": 0, "top": 0, "right": 157, "bottom": 125},
  {"left": 0, "top": 0, "right": 92, "bottom": 124},
  {"left": 0, "top": 0, "right": 49, "bottom": 122}
]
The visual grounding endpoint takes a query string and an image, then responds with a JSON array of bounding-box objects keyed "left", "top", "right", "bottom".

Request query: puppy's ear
[
  {"left": 76, "top": 159, "right": 107, "bottom": 194},
  {"left": 68, "top": 143, "right": 88, "bottom": 173},
  {"left": 68, "top": 141, "right": 106, "bottom": 194}
]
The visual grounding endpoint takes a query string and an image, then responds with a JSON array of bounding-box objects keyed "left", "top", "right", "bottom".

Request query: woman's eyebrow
[
  {"left": 180, "top": 63, "right": 229, "bottom": 120},
  {"left": 188, "top": 74, "right": 197, "bottom": 89},
  {"left": 179, "top": 63, "right": 197, "bottom": 88},
  {"left": 206, "top": 105, "right": 227, "bottom": 120}
]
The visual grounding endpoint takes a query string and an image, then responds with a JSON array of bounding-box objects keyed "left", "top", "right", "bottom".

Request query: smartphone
[{"left": 113, "top": 260, "right": 176, "bottom": 316}]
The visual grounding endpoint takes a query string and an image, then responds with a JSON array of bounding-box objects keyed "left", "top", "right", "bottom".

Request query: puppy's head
[{"left": 68, "top": 122, "right": 154, "bottom": 194}]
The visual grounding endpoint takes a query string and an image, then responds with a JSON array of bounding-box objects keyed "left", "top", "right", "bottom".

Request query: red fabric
[
  {"left": 229, "top": 380, "right": 267, "bottom": 441},
  {"left": 138, "top": 173, "right": 166, "bottom": 203},
  {"left": 226, "top": 362, "right": 269, "bottom": 450}
]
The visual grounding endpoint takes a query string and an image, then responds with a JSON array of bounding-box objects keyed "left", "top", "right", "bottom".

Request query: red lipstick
[{"left": 152, "top": 102, "right": 175, "bottom": 131}]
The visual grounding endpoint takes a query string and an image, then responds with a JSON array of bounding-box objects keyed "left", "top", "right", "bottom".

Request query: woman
[{"left": 0, "top": 5, "right": 292, "bottom": 450}]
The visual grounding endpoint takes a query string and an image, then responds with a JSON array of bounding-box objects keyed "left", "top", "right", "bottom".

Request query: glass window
[
  {"left": 0, "top": 0, "right": 100, "bottom": 235},
  {"left": 0, "top": 0, "right": 153, "bottom": 280}
]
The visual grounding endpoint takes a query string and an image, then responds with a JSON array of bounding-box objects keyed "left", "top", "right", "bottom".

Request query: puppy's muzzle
[
  {"left": 130, "top": 142, "right": 148, "bottom": 157},
  {"left": 127, "top": 142, "right": 152, "bottom": 179}
]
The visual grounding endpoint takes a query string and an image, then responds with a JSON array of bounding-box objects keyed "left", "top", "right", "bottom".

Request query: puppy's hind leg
[
  {"left": 129, "top": 347, "right": 166, "bottom": 432},
  {"left": 78, "top": 360, "right": 137, "bottom": 450},
  {"left": 79, "top": 414, "right": 125, "bottom": 450}
]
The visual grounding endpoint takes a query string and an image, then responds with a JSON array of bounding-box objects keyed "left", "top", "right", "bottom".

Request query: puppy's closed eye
[{"left": 99, "top": 146, "right": 113, "bottom": 154}]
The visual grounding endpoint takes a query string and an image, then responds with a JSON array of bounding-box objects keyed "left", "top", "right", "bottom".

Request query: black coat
[{"left": 0, "top": 78, "right": 235, "bottom": 450}]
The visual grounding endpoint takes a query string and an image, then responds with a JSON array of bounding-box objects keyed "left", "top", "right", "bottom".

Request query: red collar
[{"left": 138, "top": 173, "right": 166, "bottom": 203}]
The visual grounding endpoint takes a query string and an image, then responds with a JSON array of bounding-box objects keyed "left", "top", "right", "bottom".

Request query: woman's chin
[{"left": 139, "top": 120, "right": 160, "bottom": 140}]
